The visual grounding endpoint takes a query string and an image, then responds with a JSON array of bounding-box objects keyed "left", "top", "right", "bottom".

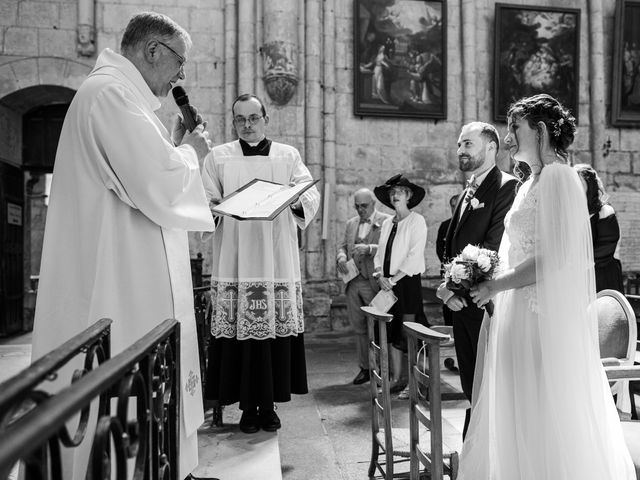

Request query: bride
[{"left": 458, "top": 94, "right": 635, "bottom": 479}]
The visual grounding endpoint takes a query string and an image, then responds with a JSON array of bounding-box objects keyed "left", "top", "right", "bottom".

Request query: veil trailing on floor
[
  {"left": 464, "top": 163, "right": 634, "bottom": 479},
  {"left": 533, "top": 163, "right": 633, "bottom": 478}
]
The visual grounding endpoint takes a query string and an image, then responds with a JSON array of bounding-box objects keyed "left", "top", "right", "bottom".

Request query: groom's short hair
[
  {"left": 465, "top": 121, "right": 500, "bottom": 153},
  {"left": 478, "top": 123, "right": 500, "bottom": 153}
]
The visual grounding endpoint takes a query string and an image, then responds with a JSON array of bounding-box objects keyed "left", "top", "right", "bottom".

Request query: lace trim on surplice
[{"left": 210, "top": 280, "right": 304, "bottom": 340}]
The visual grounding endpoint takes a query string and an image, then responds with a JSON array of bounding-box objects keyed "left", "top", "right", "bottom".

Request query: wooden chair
[
  {"left": 427, "top": 325, "right": 466, "bottom": 401},
  {"left": 597, "top": 289, "right": 638, "bottom": 413},
  {"left": 404, "top": 322, "right": 459, "bottom": 480},
  {"left": 604, "top": 364, "right": 640, "bottom": 478},
  {"left": 623, "top": 294, "right": 640, "bottom": 419},
  {"left": 362, "top": 306, "right": 410, "bottom": 479}
]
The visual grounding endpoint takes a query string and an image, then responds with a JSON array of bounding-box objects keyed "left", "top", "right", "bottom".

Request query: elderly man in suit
[
  {"left": 338, "top": 188, "right": 391, "bottom": 385},
  {"left": 438, "top": 122, "right": 517, "bottom": 438}
]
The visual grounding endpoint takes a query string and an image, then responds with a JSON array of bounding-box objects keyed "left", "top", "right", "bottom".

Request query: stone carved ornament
[{"left": 261, "top": 40, "right": 298, "bottom": 105}]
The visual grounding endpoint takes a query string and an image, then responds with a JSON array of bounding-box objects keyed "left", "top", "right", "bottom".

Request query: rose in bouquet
[{"left": 443, "top": 244, "right": 500, "bottom": 316}]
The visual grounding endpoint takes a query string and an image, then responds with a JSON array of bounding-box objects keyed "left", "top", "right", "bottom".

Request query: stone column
[
  {"left": 588, "top": 0, "right": 606, "bottom": 173},
  {"left": 238, "top": 0, "right": 257, "bottom": 95},
  {"left": 461, "top": 0, "right": 477, "bottom": 123},
  {"left": 262, "top": 0, "right": 299, "bottom": 105},
  {"left": 323, "top": 0, "right": 337, "bottom": 276},
  {"left": 254, "top": 0, "right": 265, "bottom": 99},
  {"left": 223, "top": 0, "right": 237, "bottom": 141},
  {"left": 77, "top": 0, "right": 96, "bottom": 57},
  {"left": 304, "top": 0, "right": 324, "bottom": 280}
]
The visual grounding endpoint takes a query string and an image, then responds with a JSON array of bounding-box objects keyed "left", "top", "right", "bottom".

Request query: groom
[{"left": 438, "top": 122, "right": 517, "bottom": 438}]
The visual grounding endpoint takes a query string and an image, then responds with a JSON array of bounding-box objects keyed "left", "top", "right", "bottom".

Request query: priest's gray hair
[{"left": 120, "top": 12, "right": 192, "bottom": 54}]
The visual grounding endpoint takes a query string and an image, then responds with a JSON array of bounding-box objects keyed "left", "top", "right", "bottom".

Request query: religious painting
[
  {"left": 493, "top": 4, "right": 580, "bottom": 122},
  {"left": 611, "top": 0, "right": 640, "bottom": 127},
  {"left": 353, "top": 0, "right": 447, "bottom": 119}
]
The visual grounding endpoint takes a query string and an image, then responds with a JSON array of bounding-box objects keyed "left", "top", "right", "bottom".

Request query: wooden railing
[{"left": 0, "top": 318, "right": 180, "bottom": 480}]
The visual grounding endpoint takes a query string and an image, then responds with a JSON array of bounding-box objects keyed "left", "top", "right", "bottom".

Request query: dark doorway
[
  {"left": 0, "top": 162, "right": 24, "bottom": 335},
  {"left": 0, "top": 86, "right": 74, "bottom": 336},
  {"left": 0, "top": 102, "right": 70, "bottom": 335},
  {"left": 23, "top": 104, "right": 69, "bottom": 172}
]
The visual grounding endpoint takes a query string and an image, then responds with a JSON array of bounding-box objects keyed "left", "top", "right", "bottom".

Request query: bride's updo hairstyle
[{"left": 506, "top": 93, "right": 577, "bottom": 160}]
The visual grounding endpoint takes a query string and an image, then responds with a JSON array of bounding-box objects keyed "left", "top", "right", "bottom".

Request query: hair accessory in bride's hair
[{"left": 553, "top": 117, "right": 565, "bottom": 138}]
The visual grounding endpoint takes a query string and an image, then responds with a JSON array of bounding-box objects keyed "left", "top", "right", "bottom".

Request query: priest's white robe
[
  {"left": 31, "top": 48, "right": 215, "bottom": 479},
  {"left": 202, "top": 140, "right": 320, "bottom": 339}
]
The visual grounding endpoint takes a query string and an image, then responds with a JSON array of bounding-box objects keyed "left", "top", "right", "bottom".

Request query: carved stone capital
[
  {"left": 77, "top": 24, "right": 96, "bottom": 57},
  {"left": 262, "top": 40, "right": 298, "bottom": 105},
  {"left": 264, "top": 72, "right": 298, "bottom": 105}
]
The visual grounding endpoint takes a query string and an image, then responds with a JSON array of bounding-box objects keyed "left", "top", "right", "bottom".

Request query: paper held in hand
[
  {"left": 368, "top": 289, "right": 397, "bottom": 314},
  {"left": 212, "top": 178, "right": 319, "bottom": 221},
  {"left": 338, "top": 259, "right": 359, "bottom": 284}
]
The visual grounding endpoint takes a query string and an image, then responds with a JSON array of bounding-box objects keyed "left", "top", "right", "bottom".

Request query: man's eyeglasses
[
  {"left": 156, "top": 40, "right": 186, "bottom": 68},
  {"left": 355, "top": 203, "right": 371, "bottom": 209},
  {"left": 233, "top": 115, "right": 264, "bottom": 126}
]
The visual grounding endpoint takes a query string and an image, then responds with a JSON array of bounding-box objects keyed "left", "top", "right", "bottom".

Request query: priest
[
  {"left": 31, "top": 12, "right": 215, "bottom": 480},
  {"left": 202, "top": 94, "right": 320, "bottom": 434}
]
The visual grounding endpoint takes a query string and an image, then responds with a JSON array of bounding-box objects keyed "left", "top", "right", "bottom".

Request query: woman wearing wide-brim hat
[{"left": 372, "top": 174, "right": 428, "bottom": 397}]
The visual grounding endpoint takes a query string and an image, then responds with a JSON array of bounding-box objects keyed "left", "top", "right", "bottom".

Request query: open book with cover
[{"left": 212, "top": 178, "right": 319, "bottom": 221}]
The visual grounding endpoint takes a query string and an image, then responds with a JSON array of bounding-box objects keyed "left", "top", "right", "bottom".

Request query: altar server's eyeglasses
[
  {"left": 233, "top": 115, "right": 264, "bottom": 126},
  {"left": 156, "top": 40, "right": 186, "bottom": 68}
]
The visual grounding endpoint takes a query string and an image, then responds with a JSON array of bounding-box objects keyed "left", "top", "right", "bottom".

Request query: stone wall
[
  {"left": 1, "top": 0, "right": 639, "bottom": 332},
  {"left": 0, "top": 103, "right": 20, "bottom": 165}
]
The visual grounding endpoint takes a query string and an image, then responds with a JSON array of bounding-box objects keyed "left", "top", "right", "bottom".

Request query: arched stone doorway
[{"left": 0, "top": 78, "right": 82, "bottom": 335}]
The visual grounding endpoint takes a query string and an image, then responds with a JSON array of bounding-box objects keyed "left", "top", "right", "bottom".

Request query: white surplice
[
  {"left": 202, "top": 140, "right": 320, "bottom": 339},
  {"left": 31, "top": 48, "right": 215, "bottom": 479}
]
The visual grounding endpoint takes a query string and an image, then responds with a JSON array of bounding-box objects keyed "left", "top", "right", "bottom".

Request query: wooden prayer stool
[{"left": 404, "top": 321, "right": 459, "bottom": 480}]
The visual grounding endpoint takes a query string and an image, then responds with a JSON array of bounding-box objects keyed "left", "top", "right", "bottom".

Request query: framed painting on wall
[
  {"left": 493, "top": 4, "right": 580, "bottom": 122},
  {"left": 353, "top": 0, "right": 447, "bottom": 119},
  {"left": 611, "top": 0, "right": 640, "bottom": 127}
]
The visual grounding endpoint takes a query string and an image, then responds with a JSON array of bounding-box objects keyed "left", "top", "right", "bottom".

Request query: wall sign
[{"left": 7, "top": 203, "right": 22, "bottom": 226}]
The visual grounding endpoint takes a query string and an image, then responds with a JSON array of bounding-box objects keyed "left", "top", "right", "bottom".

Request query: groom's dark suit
[{"left": 444, "top": 165, "right": 517, "bottom": 437}]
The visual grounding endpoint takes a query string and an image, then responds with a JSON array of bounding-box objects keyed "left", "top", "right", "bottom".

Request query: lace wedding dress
[{"left": 457, "top": 163, "right": 635, "bottom": 479}]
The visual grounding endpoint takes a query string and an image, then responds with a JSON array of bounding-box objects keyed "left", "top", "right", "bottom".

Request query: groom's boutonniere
[{"left": 469, "top": 198, "right": 484, "bottom": 210}]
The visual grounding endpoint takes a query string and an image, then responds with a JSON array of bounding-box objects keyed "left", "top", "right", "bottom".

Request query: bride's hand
[{"left": 470, "top": 281, "right": 495, "bottom": 308}]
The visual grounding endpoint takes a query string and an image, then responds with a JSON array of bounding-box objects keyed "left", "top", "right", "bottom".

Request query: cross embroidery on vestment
[
  {"left": 274, "top": 289, "right": 291, "bottom": 318},
  {"left": 221, "top": 288, "right": 237, "bottom": 319}
]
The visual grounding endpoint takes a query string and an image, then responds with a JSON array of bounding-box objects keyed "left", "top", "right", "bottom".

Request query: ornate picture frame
[
  {"left": 493, "top": 3, "right": 580, "bottom": 122},
  {"left": 611, "top": 0, "right": 640, "bottom": 127},
  {"left": 353, "top": 0, "right": 447, "bottom": 119}
]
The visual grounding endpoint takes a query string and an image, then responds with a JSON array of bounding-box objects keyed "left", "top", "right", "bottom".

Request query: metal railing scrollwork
[{"left": 0, "top": 318, "right": 180, "bottom": 480}]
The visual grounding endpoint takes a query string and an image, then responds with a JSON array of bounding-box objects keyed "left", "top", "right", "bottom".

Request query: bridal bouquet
[{"left": 444, "top": 245, "right": 500, "bottom": 316}]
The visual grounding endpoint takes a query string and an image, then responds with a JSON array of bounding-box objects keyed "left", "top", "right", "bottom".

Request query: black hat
[{"left": 374, "top": 174, "right": 426, "bottom": 210}]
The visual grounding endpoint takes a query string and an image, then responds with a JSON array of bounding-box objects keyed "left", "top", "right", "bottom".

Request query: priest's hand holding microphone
[
  {"left": 171, "top": 86, "right": 223, "bottom": 218},
  {"left": 170, "top": 86, "right": 212, "bottom": 165}
]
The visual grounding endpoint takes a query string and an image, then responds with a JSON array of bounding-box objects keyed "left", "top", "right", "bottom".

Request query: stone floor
[{"left": 0, "top": 329, "right": 467, "bottom": 480}]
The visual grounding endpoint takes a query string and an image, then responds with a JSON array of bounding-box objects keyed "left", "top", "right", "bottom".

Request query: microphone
[{"left": 172, "top": 86, "right": 198, "bottom": 132}]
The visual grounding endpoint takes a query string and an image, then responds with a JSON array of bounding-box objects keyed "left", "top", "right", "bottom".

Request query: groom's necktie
[{"left": 459, "top": 174, "right": 478, "bottom": 219}]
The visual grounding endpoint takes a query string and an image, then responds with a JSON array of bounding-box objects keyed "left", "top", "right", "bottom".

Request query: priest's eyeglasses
[
  {"left": 157, "top": 40, "right": 186, "bottom": 68},
  {"left": 233, "top": 115, "right": 264, "bottom": 126}
]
